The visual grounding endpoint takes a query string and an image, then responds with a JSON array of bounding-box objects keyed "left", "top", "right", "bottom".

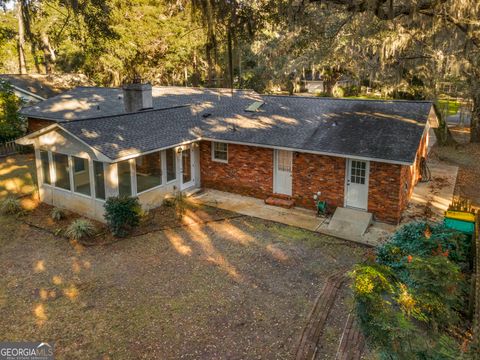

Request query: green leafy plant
[
  {"left": 65, "top": 219, "right": 96, "bottom": 241},
  {"left": 0, "top": 196, "right": 23, "bottom": 215},
  {"left": 104, "top": 196, "right": 141, "bottom": 237},
  {"left": 351, "top": 222, "right": 470, "bottom": 359},
  {"left": 174, "top": 191, "right": 187, "bottom": 220},
  {"left": 50, "top": 207, "right": 66, "bottom": 221}
]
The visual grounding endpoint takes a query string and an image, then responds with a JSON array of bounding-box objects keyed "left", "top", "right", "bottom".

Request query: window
[
  {"left": 40, "top": 150, "right": 51, "bottom": 185},
  {"left": 350, "top": 160, "right": 367, "bottom": 185},
  {"left": 53, "top": 153, "right": 70, "bottom": 190},
  {"left": 118, "top": 160, "right": 132, "bottom": 197},
  {"left": 136, "top": 152, "right": 162, "bottom": 193},
  {"left": 94, "top": 161, "right": 106, "bottom": 200},
  {"left": 212, "top": 142, "right": 228, "bottom": 162},
  {"left": 72, "top": 156, "right": 91, "bottom": 196},
  {"left": 166, "top": 148, "right": 176, "bottom": 182}
]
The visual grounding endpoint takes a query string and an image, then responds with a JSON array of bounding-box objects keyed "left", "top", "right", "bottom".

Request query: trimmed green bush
[
  {"left": 65, "top": 219, "right": 96, "bottom": 241},
  {"left": 104, "top": 196, "right": 141, "bottom": 237},
  {"left": 351, "top": 221, "right": 470, "bottom": 359},
  {"left": 50, "top": 207, "right": 66, "bottom": 221},
  {"left": 0, "top": 196, "right": 22, "bottom": 215}
]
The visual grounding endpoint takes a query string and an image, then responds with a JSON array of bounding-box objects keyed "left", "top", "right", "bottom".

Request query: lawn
[
  {"left": 0, "top": 154, "right": 36, "bottom": 198},
  {"left": 0, "top": 155, "right": 365, "bottom": 359}
]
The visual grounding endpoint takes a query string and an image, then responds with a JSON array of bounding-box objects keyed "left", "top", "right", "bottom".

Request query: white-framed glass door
[
  {"left": 274, "top": 149, "right": 293, "bottom": 196},
  {"left": 345, "top": 159, "right": 369, "bottom": 210},
  {"left": 180, "top": 145, "right": 195, "bottom": 190}
]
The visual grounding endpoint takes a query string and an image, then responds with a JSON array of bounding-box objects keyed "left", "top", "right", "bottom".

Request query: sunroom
[{"left": 18, "top": 126, "right": 201, "bottom": 222}]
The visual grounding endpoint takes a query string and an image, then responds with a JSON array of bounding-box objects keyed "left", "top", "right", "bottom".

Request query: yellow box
[{"left": 445, "top": 210, "right": 476, "bottom": 223}]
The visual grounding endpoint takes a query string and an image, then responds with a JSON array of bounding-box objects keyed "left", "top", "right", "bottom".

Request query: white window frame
[
  {"left": 71, "top": 155, "right": 92, "bottom": 197},
  {"left": 93, "top": 160, "right": 107, "bottom": 201},
  {"left": 211, "top": 142, "right": 228, "bottom": 163},
  {"left": 134, "top": 151, "right": 164, "bottom": 195}
]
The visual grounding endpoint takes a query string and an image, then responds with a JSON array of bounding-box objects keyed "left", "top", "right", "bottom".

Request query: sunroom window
[
  {"left": 166, "top": 148, "right": 176, "bottom": 182},
  {"left": 72, "top": 156, "right": 91, "bottom": 196},
  {"left": 212, "top": 142, "right": 228, "bottom": 162},
  {"left": 39, "top": 150, "right": 51, "bottom": 185},
  {"left": 53, "top": 153, "right": 70, "bottom": 190},
  {"left": 93, "top": 161, "right": 106, "bottom": 200},
  {"left": 118, "top": 160, "right": 132, "bottom": 197},
  {"left": 136, "top": 152, "right": 162, "bottom": 193}
]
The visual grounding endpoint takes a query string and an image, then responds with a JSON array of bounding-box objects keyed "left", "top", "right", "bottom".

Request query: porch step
[{"left": 265, "top": 195, "right": 295, "bottom": 209}]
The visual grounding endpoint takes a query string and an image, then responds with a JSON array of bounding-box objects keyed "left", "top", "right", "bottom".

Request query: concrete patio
[{"left": 191, "top": 159, "right": 459, "bottom": 247}]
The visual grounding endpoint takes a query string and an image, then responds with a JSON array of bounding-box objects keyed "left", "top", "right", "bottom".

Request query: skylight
[{"left": 245, "top": 101, "right": 264, "bottom": 112}]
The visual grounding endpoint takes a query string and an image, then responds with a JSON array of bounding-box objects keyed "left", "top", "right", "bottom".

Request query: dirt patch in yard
[
  {"left": 0, "top": 213, "right": 365, "bottom": 359},
  {"left": 430, "top": 127, "right": 480, "bottom": 209}
]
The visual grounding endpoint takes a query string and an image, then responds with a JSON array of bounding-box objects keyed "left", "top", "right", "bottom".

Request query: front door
[
  {"left": 274, "top": 150, "right": 293, "bottom": 196},
  {"left": 180, "top": 145, "right": 195, "bottom": 190},
  {"left": 345, "top": 159, "right": 369, "bottom": 210}
]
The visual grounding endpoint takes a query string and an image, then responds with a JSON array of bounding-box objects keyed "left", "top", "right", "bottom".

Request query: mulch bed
[{"left": 18, "top": 196, "right": 242, "bottom": 247}]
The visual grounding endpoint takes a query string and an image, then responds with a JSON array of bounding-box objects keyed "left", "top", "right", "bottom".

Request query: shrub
[
  {"left": 351, "top": 222, "right": 469, "bottom": 359},
  {"left": 50, "top": 207, "right": 66, "bottom": 221},
  {"left": 65, "top": 219, "right": 96, "bottom": 241},
  {"left": 104, "top": 196, "right": 141, "bottom": 237},
  {"left": 0, "top": 196, "right": 23, "bottom": 215},
  {"left": 175, "top": 191, "right": 187, "bottom": 218}
]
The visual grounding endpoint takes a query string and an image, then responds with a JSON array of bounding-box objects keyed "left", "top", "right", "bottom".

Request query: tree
[
  {"left": 0, "top": 80, "right": 25, "bottom": 141},
  {"left": 305, "top": 0, "right": 480, "bottom": 142}
]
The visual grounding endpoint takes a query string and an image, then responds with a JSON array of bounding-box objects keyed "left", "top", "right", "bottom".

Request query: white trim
[
  {"left": 273, "top": 149, "right": 293, "bottom": 196},
  {"left": 211, "top": 141, "right": 228, "bottom": 163},
  {"left": 113, "top": 139, "right": 198, "bottom": 163},
  {"left": 11, "top": 85, "right": 46, "bottom": 101}
]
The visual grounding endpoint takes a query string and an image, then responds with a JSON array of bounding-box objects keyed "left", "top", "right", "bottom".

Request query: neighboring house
[
  {"left": 0, "top": 73, "right": 92, "bottom": 104},
  {"left": 17, "top": 83, "right": 438, "bottom": 224}
]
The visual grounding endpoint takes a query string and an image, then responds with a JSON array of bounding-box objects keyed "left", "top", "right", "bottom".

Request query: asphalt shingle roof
[
  {"left": 20, "top": 86, "right": 256, "bottom": 120},
  {"left": 57, "top": 89, "right": 433, "bottom": 164}
]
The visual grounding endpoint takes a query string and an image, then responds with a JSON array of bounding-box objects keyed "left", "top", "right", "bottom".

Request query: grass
[
  {"left": 0, "top": 213, "right": 365, "bottom": 359},
  {"left": 438, "top": 99, "right": 460, "bottom": 116},
  {"left": 0, "top": 154, "right": 36, "bottom": 199}
]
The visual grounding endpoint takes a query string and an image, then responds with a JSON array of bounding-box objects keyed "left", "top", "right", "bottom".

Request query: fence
[{"left": 0, "top": 140, "right": 24, "bottom": 157}]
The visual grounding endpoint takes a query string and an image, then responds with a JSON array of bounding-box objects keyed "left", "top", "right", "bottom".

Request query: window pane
[
  {"left": 118, "top": 160, "right": 132, "bottom": 197},
  {"left": 40, "top": 150, "right": 51, "bottom": 185},
  {"left": 166, "top": 148, "right": 176, "bottom": 182},
  {"left": 94, "top": 161, "right": 106, "bottom": 200},
  {"left": 73, "top": 157, "right": 91, "bottom": 196},
  {"left": 136, "top": 152, "right": 162, "bottom": 193},
  {"left": 54, "top": 153, "right": 70, "bottom": 190},
  {"left": 213, "top": 142, "right": 228, "bottom": 161}
]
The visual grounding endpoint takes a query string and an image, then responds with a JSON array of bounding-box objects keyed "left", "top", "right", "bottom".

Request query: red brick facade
[
  {"left": 199, "top": 135, "right": 427, "bottom": 224},
  {"left": 292, "top": 152, "right": 345, "bottom": 209},
  {"left": 199, "top": 141, "right": 273, "bottom": 199},
  {"left": 27, "top": 117, "right": 55, "bottom": 133}
]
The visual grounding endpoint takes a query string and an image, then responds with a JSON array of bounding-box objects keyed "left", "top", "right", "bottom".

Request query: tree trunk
[
  {"left": 227, "top": 26, "right": 234, "bottom": 91},
  {"left": 433, "top": 102, "right": 456, "bottom": 146},
  {"left": 41, "top": 32, "right": 56, "bottom": 74},
  {"left": 471, "top": 93, "right": 480, "bottom": 143},
  {"left": 17, "top": 1, "right": 27, "bottom": 74}
]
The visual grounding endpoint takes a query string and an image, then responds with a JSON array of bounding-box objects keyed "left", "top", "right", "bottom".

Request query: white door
[
  {"left": 345, "top": 159, "right": 369, "bottom": 210},
  {"left": 180, "top": 145, "right": 195, "bottom": 190},
  {"left": 274, "top": 150, "right": 293, "bottom": 196}
]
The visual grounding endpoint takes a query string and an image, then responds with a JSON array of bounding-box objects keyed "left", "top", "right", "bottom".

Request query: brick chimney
[{"left": 122, "top": 78, "right": 153, "bottom": 113}]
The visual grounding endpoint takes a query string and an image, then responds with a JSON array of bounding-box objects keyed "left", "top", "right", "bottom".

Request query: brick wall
[
  {"left": 368, "top": 162, "right": 403, "bottom": 223},
  {"left": 199, "top": 141, "right": 273, "bottom": 199},
  {"left": 27, "top": 117, "right": 55, "bottom": 133},
  {"left": 292, "top": 152, "right": 345, "bottom": 209},
  {"left": 199, "top": 139, "right": 427, "bottom": 224}
]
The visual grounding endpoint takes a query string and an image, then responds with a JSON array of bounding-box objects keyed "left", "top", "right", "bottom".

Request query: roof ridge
[
  {"left": 58, "top": 104, "right": 190, "bottom": 123},
  {"left": 261, "top": 94, "right": 433, "bottom": 104}
]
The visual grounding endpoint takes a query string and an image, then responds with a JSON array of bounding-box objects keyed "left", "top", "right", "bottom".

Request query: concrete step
[
  {"left": 265, "top": 195, "right": 295, "bottom": 209},
  {"left": 327, "top": 207, "right": 373, "bottom": 237}
]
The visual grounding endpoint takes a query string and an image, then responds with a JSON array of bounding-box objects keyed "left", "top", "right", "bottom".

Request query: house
[
  {"left": 17, "top": 83, "right": 438, "bottom": 224},
  {"left": 0, "top": 73, "right": 92, "bottom": 104}
]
